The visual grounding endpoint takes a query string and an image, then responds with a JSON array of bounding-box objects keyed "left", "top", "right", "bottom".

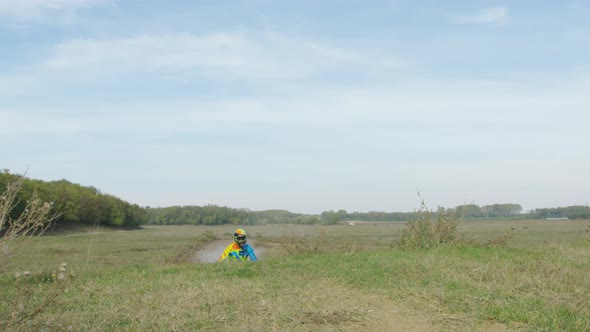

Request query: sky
[{"left": 1, "top": 0, "right": 589, "bottom": 214}]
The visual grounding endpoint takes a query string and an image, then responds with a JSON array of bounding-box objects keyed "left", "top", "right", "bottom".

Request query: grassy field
[{"left": 1, "top": 220, "right": 589, "bottom": 331}]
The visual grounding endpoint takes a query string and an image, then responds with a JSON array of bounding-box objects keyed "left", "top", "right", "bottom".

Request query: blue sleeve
[{"left": 247, "top": 245, "right": 258, "bottom": 261}]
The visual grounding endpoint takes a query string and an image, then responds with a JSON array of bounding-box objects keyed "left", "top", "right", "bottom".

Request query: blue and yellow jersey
[{"left": 218, "top": 243, "right": 258, "bottom": 262}]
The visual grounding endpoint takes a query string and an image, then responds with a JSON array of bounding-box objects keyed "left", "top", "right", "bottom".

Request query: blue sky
[{"left": 1, "top": 1, "right": 589, "bottom": 214}]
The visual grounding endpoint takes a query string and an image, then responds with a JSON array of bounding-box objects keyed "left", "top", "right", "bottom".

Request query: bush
[{"left": 397, "top": 198, "right": 463, "bottom": 249}]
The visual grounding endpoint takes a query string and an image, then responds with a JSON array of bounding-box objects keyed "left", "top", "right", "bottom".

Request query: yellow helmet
[{"left": 233, "top": 229, "right": 247, "bottom": 245}]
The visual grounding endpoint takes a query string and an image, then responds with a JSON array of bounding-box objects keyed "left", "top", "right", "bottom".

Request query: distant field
[{"left": 1, "top": 219, "right": 589, "bottom": 331}]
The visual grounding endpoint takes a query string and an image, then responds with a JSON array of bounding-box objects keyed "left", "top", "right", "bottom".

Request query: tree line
[
  {"left": 454, "top": 204, "right": 523, "bottom": 218},
  {"left": 0, "top": 171, "right": 147, "bottom": 228},
  {"left": 147, "top": 207, "right": 321, "bottom": 225},
  {"left": 2, "top": 171, "right": 588, "bottom": 229},
  {"left": 529, "top": 206, "right": 590, "bottom": 220},
  {"left": 318, "top": 204, "right": 523, "bottom": 223}
]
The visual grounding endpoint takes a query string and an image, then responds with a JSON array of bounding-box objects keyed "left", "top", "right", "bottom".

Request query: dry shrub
[
  {"left": 1, "top": 174, "right": 59, "bottom": 272},
  {"left": 397, "top": 196, "right": 463, "bottom": 249},
  {"left": 0, "top": 174, "right": 65, "bottom": 331}
]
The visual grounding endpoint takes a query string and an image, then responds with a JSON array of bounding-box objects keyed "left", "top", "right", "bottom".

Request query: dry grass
[{"left": 1, "top": 222, "right": 589, "bottom": 331}]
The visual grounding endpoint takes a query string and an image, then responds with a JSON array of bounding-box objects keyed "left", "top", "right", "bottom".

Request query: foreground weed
[
  {"left": 0, "top": 175, "right": 66, "bottom": 331},
  {"left": 0, "top": 174, "right": 59, "bottom": 272}
]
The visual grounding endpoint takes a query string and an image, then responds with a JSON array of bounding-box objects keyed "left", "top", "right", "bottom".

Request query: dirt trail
[
  {"left": 190, "top": 242, "right": 510, "bottom": 331},
  {"left": 192, "top": 240, "right": 268, "bottom": 263}
]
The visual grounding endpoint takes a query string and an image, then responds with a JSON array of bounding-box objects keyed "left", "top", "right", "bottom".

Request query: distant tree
[
  {"left": 481, "top": 204, "right": 522, "bottom": 218},
  {"left": 455, "top": 204, "right": 483, "bottom": 218},
  {"left": 0, "top": 173, "right": 147, "bottom": 227},
  {"left": 531, "top": 206, "right": 590, "bottom": 219},
  {"left": 320, "top": 210, "right": 341, "bottom": 224}
]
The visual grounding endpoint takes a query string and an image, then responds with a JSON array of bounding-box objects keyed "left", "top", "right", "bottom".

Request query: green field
[{"left": 1, "top": 220, "right": 589, "bottom": 331}]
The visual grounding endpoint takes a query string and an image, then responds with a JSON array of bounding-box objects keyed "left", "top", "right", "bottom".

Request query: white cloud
[
  {"left": 44, "top": 32, "right": 404, "bottom": 79},
  {"left": 454, "top": 6, "right": 509, "bottom": 24}
]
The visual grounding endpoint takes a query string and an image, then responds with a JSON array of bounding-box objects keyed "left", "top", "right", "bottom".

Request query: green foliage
[
  {"left": 321, "top": 209, "right": 416, "bottom": 222},
  {"left": 147, "top": 205, "right": 251, "bottom": 225},
  {"left": 0, "top": 175, "right": 72, "bottom": 331},
  {"left": 454, "top": 204, "right": 484, "bottom": 218},
  {"left": 397, "top": 202, "right": 463, "bottom": 249},
  {"left": 0, "top": 172, "right": 147, "bottom": 228},
  {"left": 147, "top": 207, "right": 322, "bottom": 225},
  {"left": 532, "top": 205, "right": 590, "bottom": 219},
  {"left": 480, "top": 203, "right": 522, "bottom": 217},
  {"left": 320, "top": 203, "right": 523, "bottom": 222},
  {"left": 1, "top": 174, "right": 59, "bottom": 272},
  {"left": 319, "top": 210, "right": 340, "bottom": 224}
]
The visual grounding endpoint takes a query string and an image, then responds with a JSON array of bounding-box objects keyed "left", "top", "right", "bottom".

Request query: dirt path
[
  {"left": 192, "top": 240, "right": 268, "bottom": 263},
  {"left": 190, "top": 242, "right": 511, "bottom": 331}
]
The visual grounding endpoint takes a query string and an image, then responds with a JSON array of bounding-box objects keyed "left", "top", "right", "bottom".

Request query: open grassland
[{"left": 1, "top": 220, "right": 589, "bottom": 331}]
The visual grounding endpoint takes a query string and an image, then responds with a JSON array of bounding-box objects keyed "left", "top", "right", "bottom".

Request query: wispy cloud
[
  {"left": 43, "top": 32, "right": 404, "bottom": 79},
  {"left": 454, "top": 6, "right": 509, "bottom": 24},
  {"left": 0, "top": 0, "right": 110, "bottom": 26},
  {"left": 3, "top": 72, "right": 589, "bottom": 212},
  {"left": 4, "top": 74, "right": 588, "bottom": 136}
]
